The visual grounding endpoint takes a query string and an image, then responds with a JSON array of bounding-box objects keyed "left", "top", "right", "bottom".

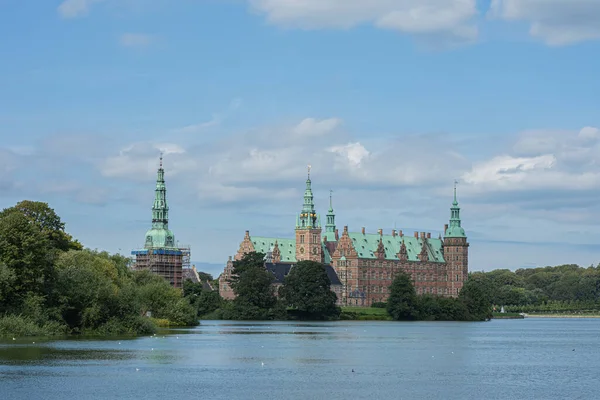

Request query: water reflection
[{"left": 1, "top": 320, "right": 599, "bottom": 400}]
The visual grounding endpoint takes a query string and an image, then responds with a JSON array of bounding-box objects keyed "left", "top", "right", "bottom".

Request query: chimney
[
  {"left": 378, "top": 228, "right": 382, "bottom": 236},
  {"left": 414, "top": 231, "right": 418, "bottom": 238},
  {"left": 324, "top": 235, "right": 327, "bottom": 242},
  {"left": 427, "top": 232, "right": 431, "bottom": 239},
  {"left": 444, "top": 224, "right": 448, "bottom": 233},
  {"left": 399, "top": 230, "right": 403, "bottom": 237},
  {"left": 362, "top": 227, "right": 365, "bottom": 234},
  {"left": 245, "top": 230, "right": 250, "bottom": 238},
  {"left": 335, "top": 229, "right": 339, "bottom": 240},
  {"left": 228, "top": 256, "right": 232, "bottom": 261},
  {"left": 392, "top": 229, "right": 396, "bottom": 237},
  {"left": 421, "top": 232, "right": 426, "bottom": 239},
  {"left": 344, "top": 225, "right": 348, "bottom": 233}
]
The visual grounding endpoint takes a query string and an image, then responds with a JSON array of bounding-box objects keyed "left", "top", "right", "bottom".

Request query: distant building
[
  {"left": 219, "top": 168, "right": 469, "bottom": 306},
  {"left": 131, "top": 156, "right": 189, "bottom": 289}
]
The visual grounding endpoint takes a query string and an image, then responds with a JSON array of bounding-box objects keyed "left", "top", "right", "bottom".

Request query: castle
[{"left": 219, "top": 167, "right": 469, "bottom": 306}]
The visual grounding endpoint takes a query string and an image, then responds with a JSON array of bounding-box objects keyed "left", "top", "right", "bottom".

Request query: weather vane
[
  {"left": 308, "top": 164, "right": 311, "bottom": 178},
  {"left": 159, "top": 152, "right": 163, "bottom": 168}
]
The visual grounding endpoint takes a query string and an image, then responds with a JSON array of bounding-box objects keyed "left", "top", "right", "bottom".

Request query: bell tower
[
  {"left": 443, "top": 180, "right": 469, "bottom": 297},
  {"left": 295, "top": 165, "right": 322, "bottom": 262}
]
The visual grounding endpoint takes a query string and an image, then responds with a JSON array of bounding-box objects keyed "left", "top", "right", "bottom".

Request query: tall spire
[
  {"left": 445, "top": 180, "right": 466, "bottom": 238},
  {"left": 152, "top": 153, "right": 169, "bottom": 230},
  {"left": 296, "top": 164, "right": 320, "bottom": 228},
  {"left": 325, "top": 189, "right": 336, "bottom": 235}
]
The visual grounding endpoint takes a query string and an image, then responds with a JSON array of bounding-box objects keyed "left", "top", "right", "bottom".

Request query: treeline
[
  {"left": 184, "top": 252, "right": 341, "bottom": 321},
  {"left": 191, "top": 251, "right": 491, "bottom": 322},
  {"left": 470, "top": 264, "right": 600, "bottom": 312},
  {"left": 385, "top": 272, "right": 492, "bottom": 321},
  {"left": 0, "top": 200, "right": 198, "bottom": 337}
]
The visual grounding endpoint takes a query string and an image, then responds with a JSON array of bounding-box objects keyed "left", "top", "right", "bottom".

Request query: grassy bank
[
  {"left": 339, "top": 307, "right": 392, "bottom": 321},
  {"left": 492, "top": 312, "right": 524, "bottom": 319}
]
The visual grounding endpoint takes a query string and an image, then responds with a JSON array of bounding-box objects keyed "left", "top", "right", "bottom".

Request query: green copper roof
[
  {"left": 347, "top": 232, "right": 445, "bottom": 263},
  {"left": 296, "top": 167, "right": 321, "bottom": 229},
  {"left": 445, "top": 181, "right": 466, "bottom": 238},
  {"left": 144, "top": 155, "right": 177, "bottom": 249},
  {"left": 325, "top": 189, "right": 336, "bottom": 234},
  {"left": 250, "top": 235, "right": 334, "bottom": 264},
  {"left": 251, "top": 237, "right": 296, "bottom": 263}
]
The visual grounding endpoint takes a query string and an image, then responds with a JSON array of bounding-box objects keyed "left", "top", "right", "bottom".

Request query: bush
[
  {"left": 371, "top": 302, "right": 387, "bottom": 308},
  {"left": 0, "top": 315, "right": 67, "bottom": 337}
]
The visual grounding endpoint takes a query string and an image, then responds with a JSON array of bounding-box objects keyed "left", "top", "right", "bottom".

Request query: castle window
[
  {"left": 300, "top": 235, "right": 305, "bottom": 244},
  {"left": 313, "top": 234, "right": 318, "bottom": 242}
]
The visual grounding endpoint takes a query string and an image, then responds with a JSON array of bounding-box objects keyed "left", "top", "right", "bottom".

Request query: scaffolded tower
[{"left": 131, "top": 155, "right": 185, "bottom": 288}]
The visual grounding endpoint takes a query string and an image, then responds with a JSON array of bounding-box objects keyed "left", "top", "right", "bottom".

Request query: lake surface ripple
[{"left": 1, "top": 319, "right": 599, "bottom": 399}]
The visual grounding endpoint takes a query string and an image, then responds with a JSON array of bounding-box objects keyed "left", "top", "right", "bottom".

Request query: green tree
[
  {"left": 0, "top": 200, "right": 82, "bottom": 252},
  {"left": 0, "top": 211, "right": 55, "bottom": 304},
  {"left": 458, "top": 277, "right": 492, "bottom": 321},
  {"left": 280, "top": 260, "right": 340, "bottom": 320},
  {"left": 228, "top": 252, "right": 278, "bottom": 320},
  {"left": 183, "top": 279, "right": 222, "bottom": 317},
  {"left": 387, "top": 272, "right": 419, "bottom": 320}
]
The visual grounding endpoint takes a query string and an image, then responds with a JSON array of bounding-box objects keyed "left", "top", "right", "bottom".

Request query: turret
[
  {"left": 443, "top": 180, "right": 469, "bottom": 297},
  {"left": 295, "top": 165, "right": 322, "bottom": 262},
  {"left": 325, "top": 189, "right": 336, "bottom": 237}
]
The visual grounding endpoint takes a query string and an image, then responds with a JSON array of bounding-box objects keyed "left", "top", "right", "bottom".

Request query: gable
[
  {"left": 250, "top": 236, "right": 296, "bottom": 263},
  {"left": 347, "top": 232, "right": 445, "bottom": 263}
]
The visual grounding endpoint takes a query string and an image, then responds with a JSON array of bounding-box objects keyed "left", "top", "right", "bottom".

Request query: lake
[{"left": 1, "top": 319, "right": 599, "bottom": 399}]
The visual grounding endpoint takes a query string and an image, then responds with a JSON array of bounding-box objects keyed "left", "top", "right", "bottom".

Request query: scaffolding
[
  {"left": 179, "top": 245, "right": 191, "bottom": 270},
  {"left": 131, "top": 248, "right": 184, "bottom": 289}
]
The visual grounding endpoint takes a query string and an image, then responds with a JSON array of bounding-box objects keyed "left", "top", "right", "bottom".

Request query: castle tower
[
  {"left": 132, "top": 154, "right": 184, "bottom": 288},
  {"left": 295, "top": 165, "right": 322, "bottom": 262},
  {"left": 443, "top": 181, "right": 469, "bottom": 296},
  {"left": 145, "top": 154, "right": 176, "bottom": 249},
  {"left": 325, "top": 189, "right": 336, "bottom": 237}
]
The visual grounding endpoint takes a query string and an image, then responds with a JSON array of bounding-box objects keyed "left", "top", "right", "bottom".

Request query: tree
[
  {"left": 183, "top": 279, "right": 222, "bottom": 317},
  {"left": 387, "top": 272, "right": 419, "bottom": 320},
  {"left": 0, "top": 211, "right": 55, "bottom": 303},
  {"left": 228, "top": 252, "right": 278, "bottom": 320},
  {"left": 280, "top": 260, "right": 340, "bottom": 320},
  {"left": 0, "top": 200, "right": 82, "bottom": 252},
  {"left": 458, "top": 277, "right": 492, "bottom": 321}
]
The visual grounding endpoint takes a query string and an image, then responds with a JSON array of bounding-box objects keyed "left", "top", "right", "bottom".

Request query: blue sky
[{"left": 1, "top": 0, "right": 600, "bottom": 277}]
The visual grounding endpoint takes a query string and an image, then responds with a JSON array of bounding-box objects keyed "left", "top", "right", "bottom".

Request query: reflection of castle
[
  {"left": 219, "top": 168, "right": 469, "bottom": 306},
  {"left": 131, "top": 156, "right": 190, "bottom": 288}
]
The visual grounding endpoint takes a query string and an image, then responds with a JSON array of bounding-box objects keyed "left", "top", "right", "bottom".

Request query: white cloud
[
  {"left": 489, "top": 0, "right": 600, "bottom": 45},
  {"left": 58, "top": 0, "right": 105, "bottom": 18},
  {"left": 99, "top": 142, "right": 196, "bottom": 181},
  {"left": 248, "top": 0, "right": 479, "bottom": 43},
  {"left": 329, "top": 142, "right": 369, "bottom": 167},
  {"left": 462, "top": 126, "right": 600, "bottom": 195},
  {"left": 119, "top": 33, "right": 155, "bottom": 48},
  {"left": 293, "top": 117, "right": 341, "bottom": 137}
]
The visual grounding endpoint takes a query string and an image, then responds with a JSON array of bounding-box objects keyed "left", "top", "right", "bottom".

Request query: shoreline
[{"left": 526, "top": 314, "right": 600, "bottom": 318}]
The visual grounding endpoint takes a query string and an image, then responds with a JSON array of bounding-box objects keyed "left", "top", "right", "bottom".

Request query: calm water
[{"left": 1, "top": 319, "right": 599, "bottom": 399}]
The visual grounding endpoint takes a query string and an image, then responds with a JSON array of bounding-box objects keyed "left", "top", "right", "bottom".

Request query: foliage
[
  {"left": 0, "top": 200, "right": 199, "bottom": 337},
  {"left": 371, "top": 302, "right": 387, "bottom": 308},
  {"left": 227, "top": 252, "right": 280, "bottom": 320},
  {"left": 0, "top": 200, "right": 82, "bottom": 252},
  {"left": 386, "top": 273, "right": 491, "bottom": 322},
  {"left": 470, "top": 264, "right": 600, "bottom": 311},
  {"left": 0, "top": 315, "right": 67, "bottom": 337},
  {"left": 279, "top": 260, "right": 341, "bottom": 320},
  {"left": 340, "top": 307, "right": 391, "bottom": 321},
  {"left": 386, "top": 272, "right": 419, "bottom": 320},
  {"left": 183, "top": 279, "right": 222, "bottom": 317}
]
